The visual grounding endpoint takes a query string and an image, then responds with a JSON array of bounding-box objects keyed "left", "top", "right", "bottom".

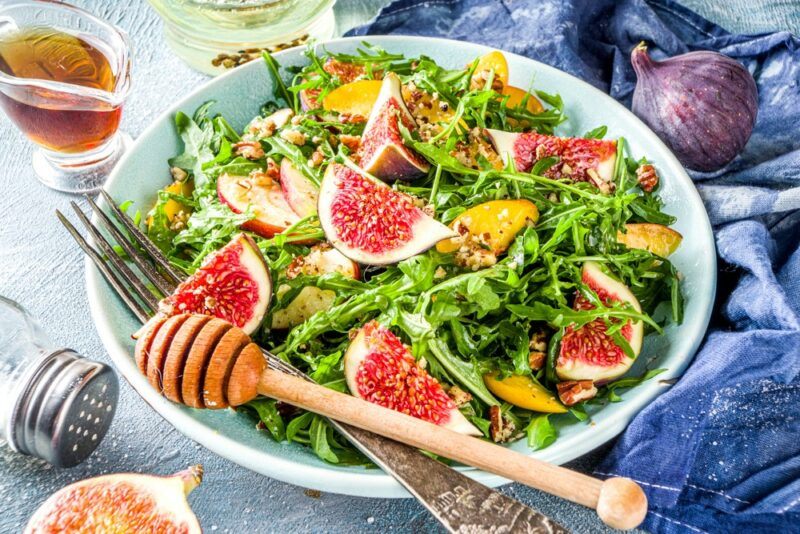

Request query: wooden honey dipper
[{"left": 136, "top": 313, "right": 648, "bottom": 530}]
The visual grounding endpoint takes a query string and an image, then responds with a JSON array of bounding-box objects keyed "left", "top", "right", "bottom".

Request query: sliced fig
[
  {"left": 345, "top": 321, "right": 481, "bottom": 435},
  {"left": 272, "top": 245, "right": 360, "bottom": 329},
  {"left": 318, "top": 163, "right": 457, "bottom": 265},
  {"left": 280, "top": 159, "right": 319, "bottom": 218},
  {"left": 24, "top": 466, "right": 203, "bottom": 534},
  {"left": 358, "top": 72, "right": 430, "bottom": 181},
  {"left": 160, "top": 233, "right": 271, "bottom": 335},
  {"left": 556, "top": 262, "right": 644, "bottom": 383},
  {"left": 218, "top": 171, "right": 300, "bottom": 237},
  {"left": 487, "top": 129, "right": 617, "bottom": 192}
]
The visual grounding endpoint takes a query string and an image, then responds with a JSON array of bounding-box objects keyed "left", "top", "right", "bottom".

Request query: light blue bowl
[{"left": 87, "top": 36, "right": 716, "bottom": 498}]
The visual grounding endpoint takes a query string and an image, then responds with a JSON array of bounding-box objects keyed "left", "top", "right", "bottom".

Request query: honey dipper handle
[{"left": 258, "top": 368, "right": 647, "bottom": 530}]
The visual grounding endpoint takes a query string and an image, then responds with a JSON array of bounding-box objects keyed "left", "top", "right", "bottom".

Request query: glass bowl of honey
[
  {"left": 0, "top": 1, "right": 131, "bottom": 193},
  {"left": 146, "top": 0, "right": 337, "bottom": 75}
]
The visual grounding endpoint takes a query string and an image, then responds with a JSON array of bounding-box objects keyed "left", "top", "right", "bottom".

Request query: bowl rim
[{"left": 86, "top": 35, "right": 716, "bottom": 498}]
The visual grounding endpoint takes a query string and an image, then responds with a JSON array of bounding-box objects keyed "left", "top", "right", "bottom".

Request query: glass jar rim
[{"left": 0, "top": 0, "right": 131, "bottom": 107}]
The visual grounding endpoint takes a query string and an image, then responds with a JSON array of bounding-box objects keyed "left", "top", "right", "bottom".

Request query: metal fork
[{"left": 57, "top": 191, "right": 568, "bottom": 534}]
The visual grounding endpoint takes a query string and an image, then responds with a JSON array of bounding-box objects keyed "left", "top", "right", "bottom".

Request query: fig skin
[{"left": 631, "top": 43, "right": 758, "bottom": 173}]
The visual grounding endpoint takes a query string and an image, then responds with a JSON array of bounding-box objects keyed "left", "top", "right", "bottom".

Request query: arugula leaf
[{"left": 526, "top": 414, "right": 557, "bottom": 450}]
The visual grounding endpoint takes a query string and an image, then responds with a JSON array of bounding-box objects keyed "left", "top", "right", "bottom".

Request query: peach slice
[
  {"left": 280, "top": 159, "right": 319, "bottom": 218},
  {"left": 436, "top": 199, "right": 539, "bottom": 255},
  {"left": 146, "top": 178, "right": 194, "bottom": 230},
  {"left": 322, "top": 79, "right": 383, "bottom": 118},
  {"left": 617, "top": 223, "right": 683, "bottom": 258},
  {"left": 474, "top": 51, "right": 509, "bottom": 87},
  {"left": 217, "top": 171, "right": 300, "bottom": 237},
  {"left": 502, "top": 85, "right": 544, "bottom": 114},
  {"left": 483, "top": 373, "right": 567, "bottom": 413}
]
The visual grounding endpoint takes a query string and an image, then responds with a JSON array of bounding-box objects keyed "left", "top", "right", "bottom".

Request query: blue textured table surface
[{"left": 0, "top": 1, "right": 795, "bottom": 532}]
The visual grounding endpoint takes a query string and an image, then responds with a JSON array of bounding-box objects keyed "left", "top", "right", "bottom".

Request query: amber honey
[{"left": 0, "top": 28, "right": 122, "bottom": 153}]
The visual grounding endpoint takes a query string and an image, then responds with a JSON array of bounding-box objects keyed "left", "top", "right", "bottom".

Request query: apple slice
[
  {"left": 487, "top": 129, "right": 617, "bottom": 192},
  {"left": 359, "top": 72, "right": 430, "bottom": 181},
  {"left": 218, "top": 172, "right": 300, "bottom": 237},
  {"left": 280, "top": 159, "right": 319, "bottom": 218},
  {"left": 271, "top": 245, "right": 359, "bottom": 329},
  {"left": 319, "top": 164, "right": 457, "bottom": 265}
]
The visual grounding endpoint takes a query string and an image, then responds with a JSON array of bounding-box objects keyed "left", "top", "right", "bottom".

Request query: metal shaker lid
[{"left": 9, "top": 349, "right": 118, "bottom": 467}]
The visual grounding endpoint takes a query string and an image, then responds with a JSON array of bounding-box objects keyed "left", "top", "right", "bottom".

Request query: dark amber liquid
[{"left": 0, "top": 28, "right": 122, "bottom": 153}]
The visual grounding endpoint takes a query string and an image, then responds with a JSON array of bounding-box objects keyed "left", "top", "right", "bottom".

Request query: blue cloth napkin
[{"left": 348, "top": 1, "right": 800, "bottom": 532}]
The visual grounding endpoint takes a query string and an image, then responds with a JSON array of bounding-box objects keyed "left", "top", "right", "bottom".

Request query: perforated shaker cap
[{"left": 9, "top": 349, "right": 118, "bottom": 467}]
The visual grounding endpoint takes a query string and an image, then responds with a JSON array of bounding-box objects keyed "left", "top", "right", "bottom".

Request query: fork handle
[{"left": 258, "top": 367, "right": 647, "bottom": 530}]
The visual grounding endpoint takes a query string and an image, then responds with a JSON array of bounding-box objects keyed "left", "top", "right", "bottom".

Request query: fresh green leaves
[{"left": 526, "top": 414, "right": 557, "bottom": 450}]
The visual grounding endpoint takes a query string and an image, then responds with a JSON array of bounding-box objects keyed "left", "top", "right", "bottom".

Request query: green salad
[{"left": 145, "top": 43, "right": 683, "bottom": 465}]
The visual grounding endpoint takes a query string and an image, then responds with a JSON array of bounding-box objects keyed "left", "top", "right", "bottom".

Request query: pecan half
[
  {"left": 636, "top": 163, "right": 659, "bottom": 192},
  {"left": 556, "top": 380, "right": 598, "bottom": 406},
  {"left": 489, "top": 405, "right": 517, "bottom": 443}
]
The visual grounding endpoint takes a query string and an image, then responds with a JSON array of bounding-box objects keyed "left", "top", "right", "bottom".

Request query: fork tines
[
  {"left": 57, "top": 192, "right": 308, "bottom": 380},
  {"left": 56, "top": 193, "right": 183, "bottom": 325}
]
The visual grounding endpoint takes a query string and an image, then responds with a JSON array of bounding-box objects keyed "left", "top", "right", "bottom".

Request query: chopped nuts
[
  {"left": 637, "top": 163, "right": 659, "bottom": 192},
  {"left": 280, "top": 128, "right": 307, "bottom": 146},
  {"left": 339, "top": 134, "right": 361, "bottom": 152},
  {"left": 434, "top": 266, "right": 447, "bottom": 279},
  {"left": 233, "top": 140, "right": 265, "bottom": 160},
  {"left": 556, "top": 380, "right": 598, "bottom": 406},
  {"left": 170, "top": 166, "right": 188, "bottom": 182},
  {"left": 446, "top": 385, "right": 472, "bottom": 407},
  {"left": 528, "top": 329, "right": 548, "bottom": 370},
  {"left": 489, "top": 406, "right": 517, "bottom": 443}
]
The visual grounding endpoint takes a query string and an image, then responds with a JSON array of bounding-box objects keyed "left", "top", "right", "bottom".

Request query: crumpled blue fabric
[{"left": 348, "top": 1, "right": 800, "bottom": 532}]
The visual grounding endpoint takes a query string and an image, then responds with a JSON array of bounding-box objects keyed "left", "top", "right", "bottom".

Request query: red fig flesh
[
  {"left": 160, "top": 233, "right": 272, "bottom": 335},
  {"left": 280, "top": 159, "right": 319, "bottom": 218},
  {"left": 359, "top": 72, "right": 430, "bottom": 181},
  {"left": 556, "top": 262, "right": 643, "bottom": 383},
  {"left": 631, "top": 43, "right": 758, "bottom": 172},
  {"left": 486, "top": 129, "right": 617, "bottom": 191},
  {"left": 345, "top": 321, "right": 480, "bottom": 435},
  {"left": 24, "top": 466, "right": 203, "bottom": 534},
  {"left": 318, "top": 163, "right": 457, "bottom": 265}
]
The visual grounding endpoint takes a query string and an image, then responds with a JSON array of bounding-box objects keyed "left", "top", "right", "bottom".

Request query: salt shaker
[{"left": 0, "top": 296, "right": 118, "bottom": 467}]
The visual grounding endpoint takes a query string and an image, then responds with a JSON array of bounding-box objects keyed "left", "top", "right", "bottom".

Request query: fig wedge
[
  {"left": 319, "top": 163, "right": 456, "bottom": 265},
  {"left": 359, "top": 72, "right": 430, "bottom": 181},
  {"left": 345, "top": 321, "right": 481, "bottom": 436}
]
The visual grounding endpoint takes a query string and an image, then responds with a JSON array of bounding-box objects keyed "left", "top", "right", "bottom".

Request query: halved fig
[
  {"left": 280, "top": 159, "right": 319, "bottom": 218},
  {"left": 322, "top": 79, "right": 383, "bottom": 118},
  {"left": 218, "top": 171, "right": 301, "bottom": 237},
  {"left": 358, "top": 72, "right": 430, "bottom": 181},
  {"left": 617, "top": 223, "right": 683, "bottom": 258},
  {"left": 487, "top": 129, "right": 617, "bottom": 192},
  {"left": 345, "top": 321, "right": 481, "bottom": 435},
  {"left": 272, "top": 245, "right": 360, "bottom": 329},
  {"left": 318, "top": 163, "right": 457, "bottom": 265},
  {"left": 484, "top": 372, "right": 566, "bottom": 413},
  {"left": 24, "top": 466, "right": 203, "bottom": 534},
  {"left": 436, "top": 199, "right": 539, "bottom": 255},
  {"left": 160, "top": 233, "right": 271, "bottom": 335},
  {"left": 556, "top": 262, "right": 643, "bottom": 383}
]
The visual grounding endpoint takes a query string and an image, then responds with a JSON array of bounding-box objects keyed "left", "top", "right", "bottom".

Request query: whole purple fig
[{"left": 631, "top": 43, "right": 758, "bottom": 172}]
